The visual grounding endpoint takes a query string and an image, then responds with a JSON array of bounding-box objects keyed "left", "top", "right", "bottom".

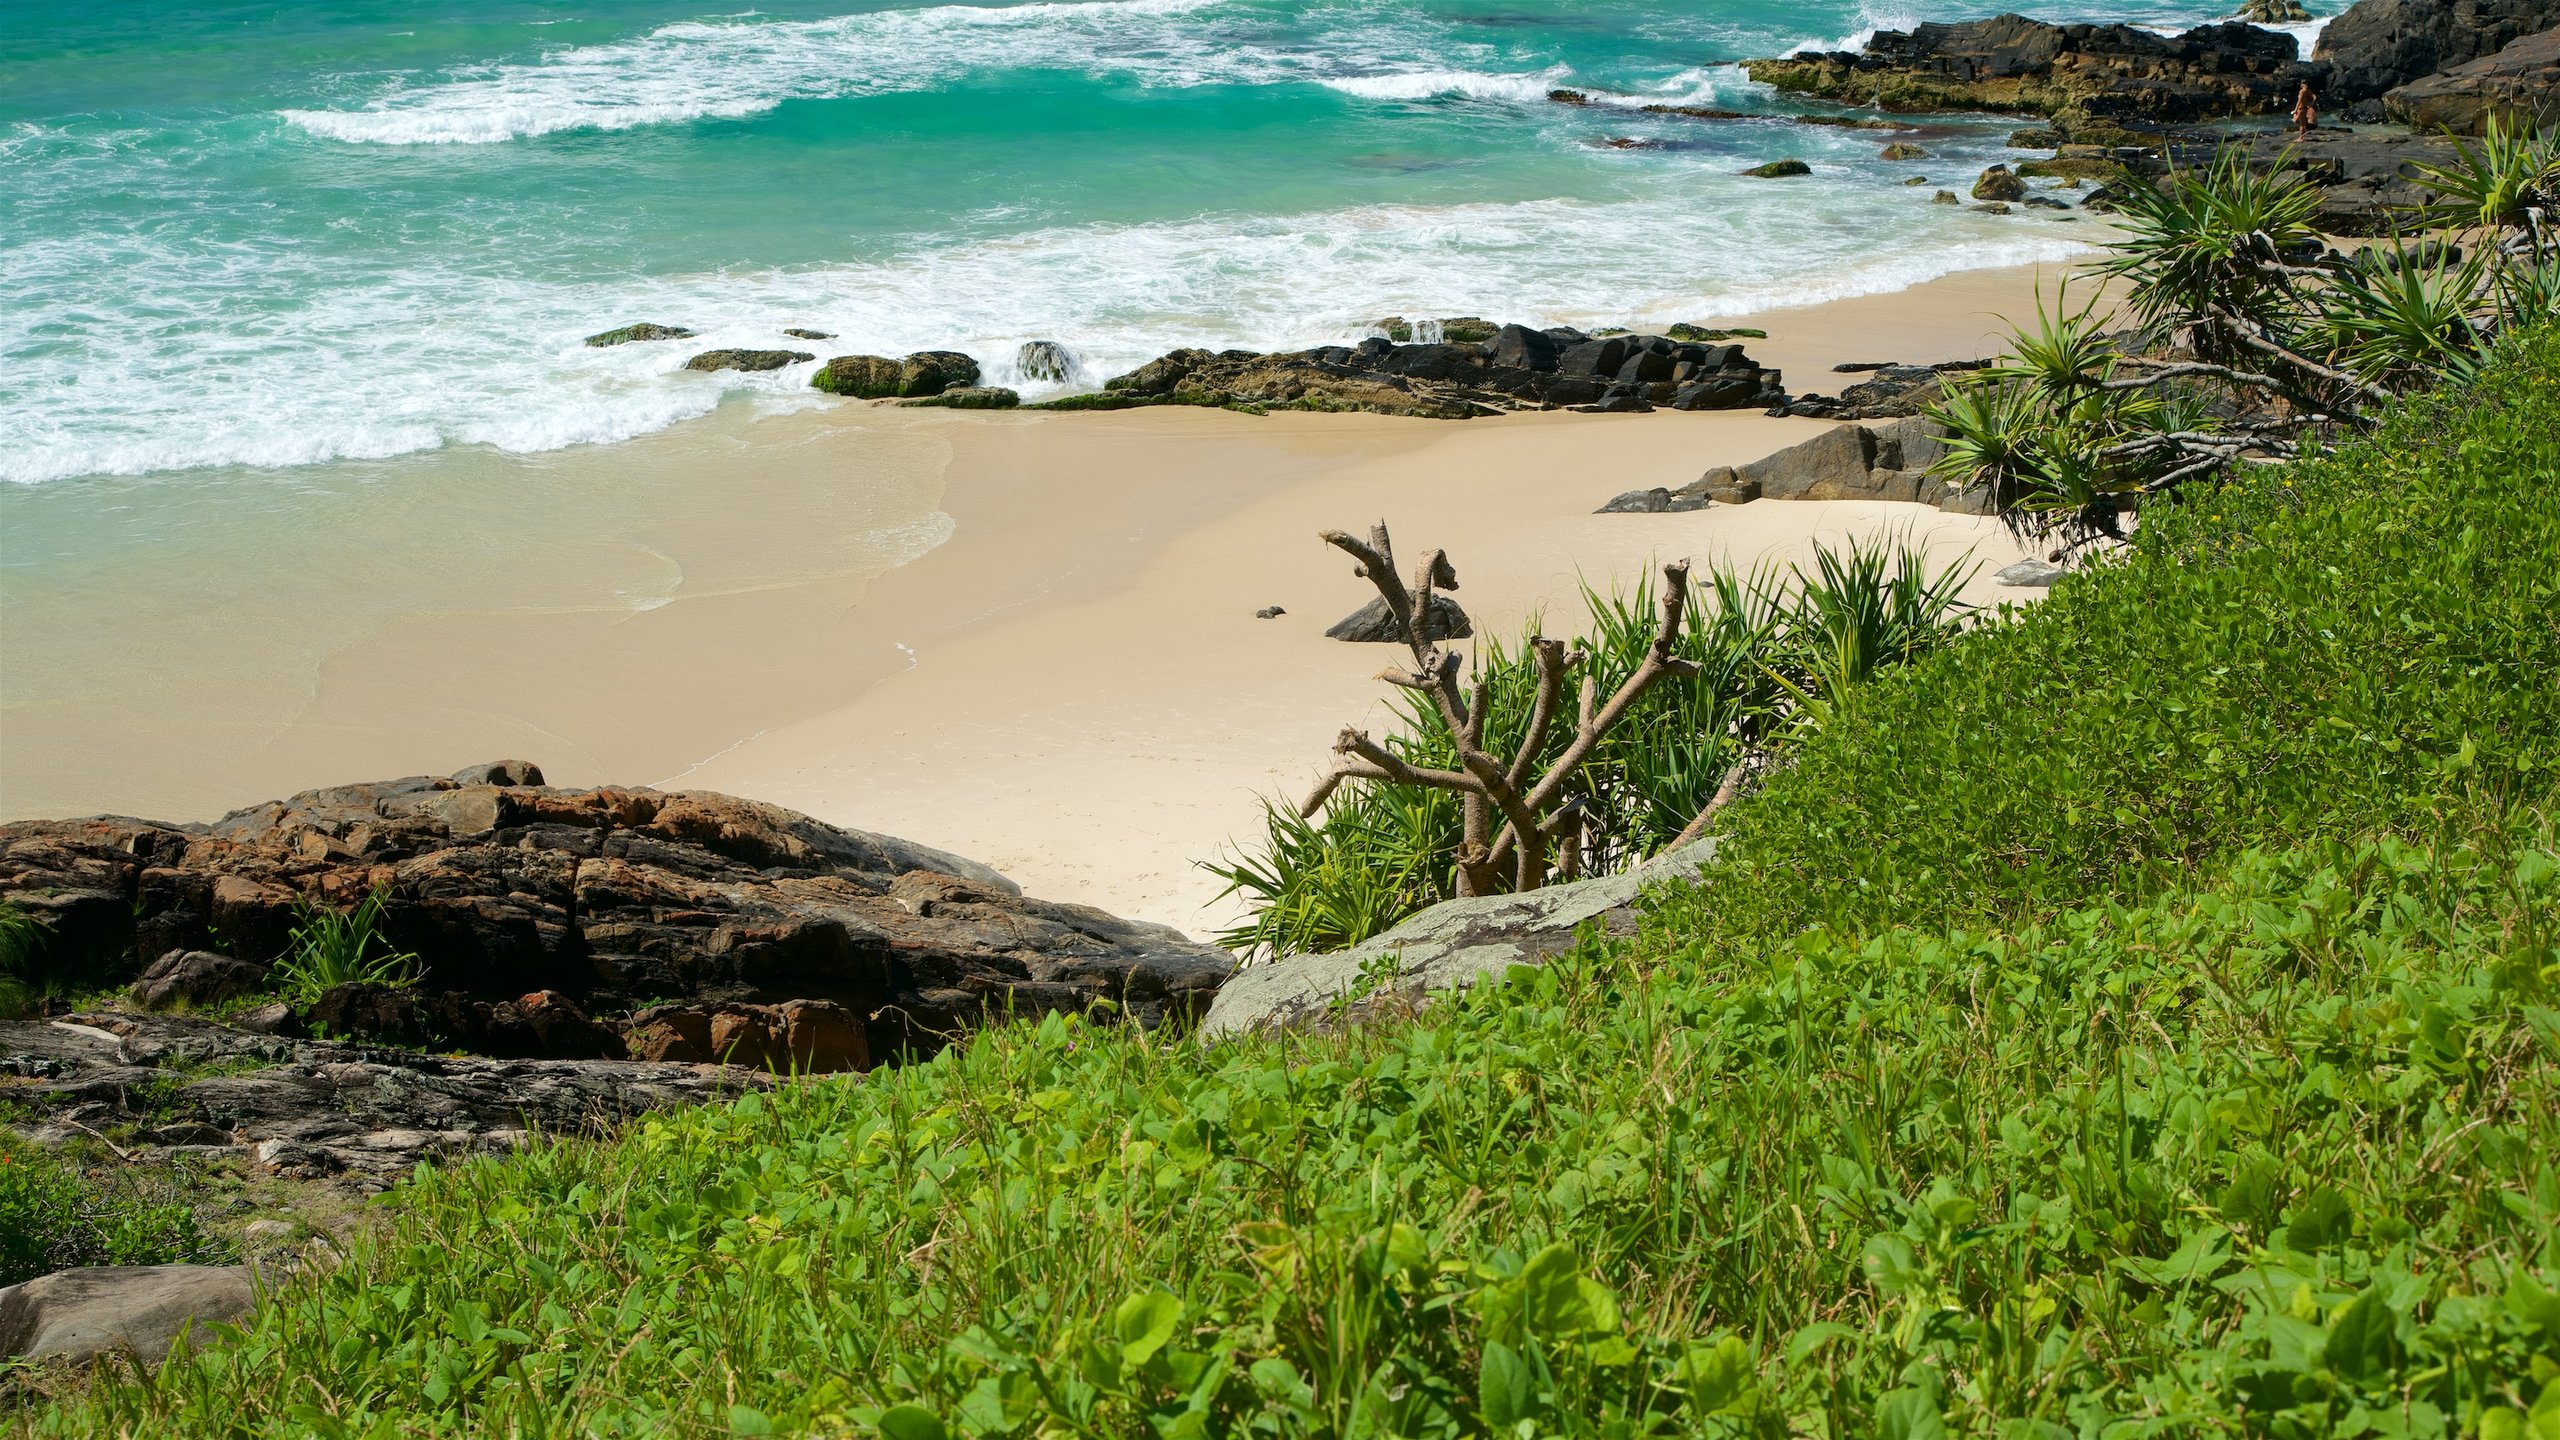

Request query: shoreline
[{"left": 0, "top": 257, "right": 2081, "bottom": 936}]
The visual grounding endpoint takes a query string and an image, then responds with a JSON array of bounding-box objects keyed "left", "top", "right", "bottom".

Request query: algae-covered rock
[
  {"left": 1881, "top": 141, "right": 1930, "bottom": 160},
  {"left": 1972, "top": 164, "right": 2029, "bottom": 201},
  {"left": 811, "top": 354, "right": 903, "bottom": 397},
  {"left": 1742, "top": 158, "right": 1812, "bottom": 177},
  {"left": 898, "top": 386, "right": 1021, "bottom": 409},
  {"left": 897, "top": 350, "right": 980, "bottom": 397},
  {"left": 682, "top": 348, "right": 815, "bottom": 373},
  {"left": 1016, "top": 340, "right": 1077, "bottom": 383},
  {"left": 584, "top": 322, "right": 695, "bottom": 347}
]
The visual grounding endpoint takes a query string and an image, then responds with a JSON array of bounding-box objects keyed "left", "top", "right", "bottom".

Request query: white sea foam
[
  {"left": 0, "top": 168, "right": 2094, "bottom": 485},
  {"left": 280, "top": 0, "right": 1286, "bottom": 145},
  {"left": 1318, "top": 68, "right": 1568, "bottom": 105}
]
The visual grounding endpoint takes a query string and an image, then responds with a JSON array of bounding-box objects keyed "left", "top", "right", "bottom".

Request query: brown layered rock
[
  {"left": 2315, "top": 0, "right": 2560, "bottom": 102},
  {"left": 1044, "top": 327, "right": 1783, "bottom": 419},
  {"left": 2384, "top": 26, "right": 2560, "bottom": 131},
  {"left": 1707, "top": 415, "right": 1987, "bottom": 514},
  {"left": 1746, "top": 14, "right": 2319, "bottom": 121},
  {"left": 626, "top": 999, "right": 868, "bottom": 1073},
  {"left": 0, "top": 764, "right": 1234, "bottom": 1065}
]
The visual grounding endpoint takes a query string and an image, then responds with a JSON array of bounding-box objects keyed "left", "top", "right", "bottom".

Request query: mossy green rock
[
  {"left": 2018, "top": 156, "right": 2124, "bottom": 182},
  {"left": 1972, "top": 165, "right": 2029, "bottom": 201},
  {"left": 1880, "top": 142, "right": 1929, "bottom": 160},
  {"left": 898, "top": 386, "right": 1020, "bottom": 410},
  {"left": 583, "top": 322, "right": 695, "bottom": 348},
  {"left": 1741, "top": 158, "right": 1812, "bottom": 178},
  {"left": 810, "top": 355, "right": 903, "bottom": 397}
]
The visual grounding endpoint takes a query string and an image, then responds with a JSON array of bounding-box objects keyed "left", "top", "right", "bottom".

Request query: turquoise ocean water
[{"left": 0, "top": 0, "right": 2331, "bottom": 487}]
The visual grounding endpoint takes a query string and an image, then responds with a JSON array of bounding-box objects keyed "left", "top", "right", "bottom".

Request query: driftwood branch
[{"left": 1305, "top": 523, "right": 1699, "bottom": 893}]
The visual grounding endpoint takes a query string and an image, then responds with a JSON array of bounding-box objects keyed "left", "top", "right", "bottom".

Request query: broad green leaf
[
  {"left": 1478, "top": 1340, "right": 1534, "bottom": 1430},
  {"left": 1875, "top": 1386, "right": 1947, "bottom": 1440},
  {"left": 2322, "top": 1287, "right": 2398, "bottom": 1386},
  {"left": 1114, "top": 1290, "right": 1183, "bottom": 1366},
  {"left": 876, "top": 1405, "right": 946, "bottom": 1440},
  {"left": 1682, "top": 1335, "right": 1757, "bottom": 1412}
]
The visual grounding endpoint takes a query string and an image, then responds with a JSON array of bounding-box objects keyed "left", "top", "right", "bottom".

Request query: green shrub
[
  {"left": 1209, "top": 533, "right": 1972, "bottom": 956},
  {"left": 268, "top": 886, "right": 418, "bottom": 1006},
  {"left": 0, "top": 1137, "right": 233, "bottom": 1288}
]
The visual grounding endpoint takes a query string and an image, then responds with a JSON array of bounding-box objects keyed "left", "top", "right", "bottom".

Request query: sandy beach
[{"left": 0, "top": 257, "right": 2082, "bottom": 936}]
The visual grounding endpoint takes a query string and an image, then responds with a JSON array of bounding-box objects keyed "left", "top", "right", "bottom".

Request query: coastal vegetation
[{"left": 20, "top": 287, "right": 2559, "bottom": 1435}]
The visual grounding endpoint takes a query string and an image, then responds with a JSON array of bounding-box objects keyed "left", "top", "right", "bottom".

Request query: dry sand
[{"left": 0, "top": 257, "right": 2084, "bottom": 936}]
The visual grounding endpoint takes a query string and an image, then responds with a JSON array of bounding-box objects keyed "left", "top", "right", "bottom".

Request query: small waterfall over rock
[{"left": 1016, "top": 340, "right": 1078, "bottom": 384}]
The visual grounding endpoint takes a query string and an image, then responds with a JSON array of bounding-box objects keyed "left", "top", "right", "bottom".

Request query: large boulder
[
  {"left": 897, "top": 350, "right": 981, "bottom": 397},
  {"left": 0, "top": 1265, "right": 255, "bottom": 1366},
  {"left": 2315, "top": 0, "right": 2560, "bottom": 102},
  {"left": 811, "top": 354, "right": 904, "bottom": 397},
  {"left": 1746, "top": 14, "right": 2321, "bottom": 121},
  {"left": 1730, "top": 415, "right": 1976, "bottom": 508},
  {"left": 2229, "top": 129, "right": 2466, "bottom": 234},
  {"left": 130, "top": 949, "right": 268, "bottom": 1011},
  {"left": 2383, "top": 26, "right": 2560, "bottom": 131},
  {"left": 0, "top": 763, "right": 1234, "bottom": 1065},
  {"left": 625, "top": 999, "right": 869, "bottom": 1073},
  {"left": 1201, "top": 843, "right": 1716, "bottom": 1039}
]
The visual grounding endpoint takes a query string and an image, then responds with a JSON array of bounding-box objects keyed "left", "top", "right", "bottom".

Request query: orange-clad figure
[{"left": 2291, "top": 81, "right": 2318, "bottom": 135}]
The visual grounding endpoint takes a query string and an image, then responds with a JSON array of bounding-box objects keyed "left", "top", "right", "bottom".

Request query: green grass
[
  {"left": 19, "top": 332, "right": 2560, "bottom": 1437},
  {"left": 0, "top": 1136, "right": 234, "bottom": 1289}
]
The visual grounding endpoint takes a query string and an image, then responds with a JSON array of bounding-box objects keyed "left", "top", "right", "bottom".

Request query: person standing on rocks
[{"left": 2291, "top": 81, "right": 2318, "bottom": 136}]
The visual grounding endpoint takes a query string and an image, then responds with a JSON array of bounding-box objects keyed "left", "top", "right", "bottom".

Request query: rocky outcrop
[
  {"left": 0, "top": 764, "right": 1235, "bottom": 1065},
  {"left": 1200, "top": 842, "right": 1716, "bottom": 1039},
  {"left": 583, "top": 323, "right": 695, "bottom": 347},
  {"left": 1055, "top": 327, "right": 1784, "bottom": 419},
  {"left": 1741, "top": 158, "right": 1812, "bottom": 177},
  {"left": 1747, "top": 14, "right": 2320, "bottom": 121},
  {"left": 0, "top": 1264, "right": 255, "bottom": 1366},
  {"left": 899, "top": 351, "right": 981, "bottom": 396},
  {"left": 2227, "top": 129, "right": 2465, "bottom": 233},
  {"left": 683, "top": 349, "right": 816, "bottom": 373},
  {"left": 2384, "top": 26, "right": 2560, "bottom": 130},
  {"left": 1781, "top": 361, "right": 1986, "bottom": 421},
  {"left": 2, "top": 1009, "right": 772, "bottom": 1189},
  {"left": 2315, "top": 0, "right": 2560, "bottom": 102},
  {"left": 782, "top": 328, "right": 835, "bottom": 341}
]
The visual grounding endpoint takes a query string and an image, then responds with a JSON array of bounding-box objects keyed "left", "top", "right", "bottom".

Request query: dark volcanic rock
[
  {"left": 2315, "top": 0, "right": 2560, "bottom": 101},
  {"left": 782, "top": 328, "right": 835, "bottom": 341},
  {"left": 1746, "top": 13, "right": 2321, "bottom": 120},
  {"left": 1, "top": 763, "right": 1236, "bottom": 1066},
  {"left": 2385, "top": 25, "right": 2560, "bottom": 131},
  {"left": 683, "top": 349, "right": 817, "bottom": 373},
  {"left": 1741, "top": 158, "right": 1813, "bottom": 177},
  {"left": 1068, "top": 328, "right": 1781, "bottom": 420},
  {"left": 2230, "top": 129, "right": 2466, "bottom": 234},
  {"left": 1325, "top": 595, "right": 1474, "bottom": 643}
]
